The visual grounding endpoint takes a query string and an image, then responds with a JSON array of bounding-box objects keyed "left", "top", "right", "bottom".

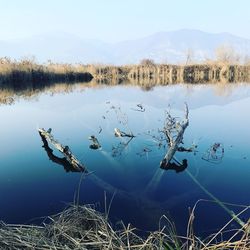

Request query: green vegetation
[{"left": 0, "top": 203, "right": 249, "bottom": 249}]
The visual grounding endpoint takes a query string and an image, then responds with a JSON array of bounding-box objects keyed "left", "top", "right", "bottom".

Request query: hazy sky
[{"left": 0, "top": 0, "right": 249, "bottom": 42}]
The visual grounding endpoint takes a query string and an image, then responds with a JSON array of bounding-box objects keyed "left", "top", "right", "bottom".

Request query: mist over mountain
[{"left": 0, "top": 29, "right": 250, "bottom": 64}]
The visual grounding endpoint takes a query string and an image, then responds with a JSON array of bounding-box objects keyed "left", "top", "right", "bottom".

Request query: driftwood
[
  {"left": 39, "top": 132, "right": 84, "bottom": 172},
  {"left": 114, "top": 128, "right": 135, "bottom": 138},
  {"left": 38, "top": 128, "right": 87, "bottom": 173},
  {"left": 131, "top": 103, "right": 145, "bottom": 112},
  {"left": 88, "top": 135, "right": 101, "bottom": 150},
  {"left": 160, "top": 103, "right": 189, "bottom": 168}
]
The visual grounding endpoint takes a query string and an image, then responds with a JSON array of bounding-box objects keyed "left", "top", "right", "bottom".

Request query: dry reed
[{"left": 0, "top": 202, "right": 249, "bottom": 250}]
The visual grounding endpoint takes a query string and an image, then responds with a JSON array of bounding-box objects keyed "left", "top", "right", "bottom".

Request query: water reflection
[
  {"left": 202, "top": 142, "right": 225, "bottom": 164},
  {"left": 0, "top": 81, "right": 100, "bottom": 105},
  {"left": 1, "top": 79, "right": 250, "bottom": 107},
  {"left": 160, "top": 158, "right": 188, "bottom": 173},
  {"left": 0, "top": 81, "right": 250, "bottom": 235},
  {"left": 112, "top": 137, "right": 134, "bottom": 157}
]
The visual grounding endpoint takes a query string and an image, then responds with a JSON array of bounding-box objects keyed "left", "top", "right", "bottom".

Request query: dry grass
[
  {"left": 88, "top": 63, "right": 250, "bottom": 85},
  {"left": 0, "top": 204, "right": 173, "bottom": 250},
  {"left": 185, "top": 200, "right": 250, "bottom": 250},
  {"left": 0, "top": 202, "right": 249, "bottom": 250},
  {"left": 0, "top": 57, "right": 93, "bottom": 86},
  {"left": 1, "top": 57, "right": 249, "bottom": 90}
]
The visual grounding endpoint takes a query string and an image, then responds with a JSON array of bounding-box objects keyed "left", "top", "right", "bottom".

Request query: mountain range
[{"left": 0, "top": 29, "right": 250, "bottom": 64}]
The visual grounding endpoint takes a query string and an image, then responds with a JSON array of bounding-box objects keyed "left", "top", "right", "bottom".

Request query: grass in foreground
[{"left": 0, "top": 204, "right": 249, "bottom": 250}]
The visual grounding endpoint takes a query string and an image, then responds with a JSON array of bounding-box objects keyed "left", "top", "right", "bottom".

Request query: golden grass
[
  {"left": 0, "top": 57, "right": 249, "bottom": 89},
  {"left": 0, "top": 57, "right": 93, "bottom": 85},
  {"left": 0, "top": 202, "right": 249, "bottom": 250},
  {"left": 88, "top": 63, "right": 250, "bottom": 85}
]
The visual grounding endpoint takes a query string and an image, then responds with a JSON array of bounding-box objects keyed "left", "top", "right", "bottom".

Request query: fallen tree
[
  {"left": 39, "top": 131, "right": 84, "bottom": 172},
  {"left": 160, "top": 103, "right": 190, "bottom": 170},
  {"left": 38, "top": 128, "right": 87, "bottom": 173},
  {"left": 158, "top": 105, "right": 246, "bottom": 228}
]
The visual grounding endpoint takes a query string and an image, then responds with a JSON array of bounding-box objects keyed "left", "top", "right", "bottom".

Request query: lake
[{"left": 0, "top": 81, "right": 250, "bottom": 237}]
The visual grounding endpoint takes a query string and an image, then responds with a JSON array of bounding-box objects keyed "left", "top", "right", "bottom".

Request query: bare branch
[{"left": 160, "top": 104, "right": 189, "bottom": 168}]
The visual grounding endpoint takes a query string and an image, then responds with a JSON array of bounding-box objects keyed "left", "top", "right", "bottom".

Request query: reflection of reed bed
[
  {"left": 33, "top": 81, "right": 104, "bottom": 95},
  {"left": 1, "top": 61, "right": 249, "bottom": 105},
  {"left": 0, "top": 89, "right": 15, "bottom": 105},
  {"left": 0, "top": 203, "right": 249, "bottom": 249},
  {"left": 0, "top": 81, "right": 104, "bottom": 105}
]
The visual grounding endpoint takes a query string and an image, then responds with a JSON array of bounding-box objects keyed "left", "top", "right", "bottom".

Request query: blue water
[{"left": 0, "top": 82, "right": 250, "bottom": 236}]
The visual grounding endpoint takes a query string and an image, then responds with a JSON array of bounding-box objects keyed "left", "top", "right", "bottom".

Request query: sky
[{"left": 0, "top": 0, "right": 249, "bottom": 42}]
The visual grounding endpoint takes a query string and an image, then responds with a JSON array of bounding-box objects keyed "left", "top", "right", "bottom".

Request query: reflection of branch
[
  {"left": 110, "top": 105, "right": 128, "bottom": 125},
  {"left": 177, "top": 145, "right": 197, "bottom": 153},
  {"left": 202, "top": 142, "right": 224, "bottom": 164},
  {"left": 160, "top": 158, "right": 187, "bottom": 173},
  {"left": 131, "top": 103, "right": 145, "bottom": 112},
  {"left": 38, "top": 128, "right": 87, "bottom": 173},
  {"left": 144, "top": 129, "right": 166, "bottom": 149},
  {"left": 112, "top": 137, "right": 134, "bottom": 157},
  {"left": 136, "top": 147, "right": 152, "bottom": 157}
]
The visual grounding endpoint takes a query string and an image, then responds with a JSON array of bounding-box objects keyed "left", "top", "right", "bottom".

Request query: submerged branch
[
  {"left": 114, "top": 128, "right": 135, "bottom": 138},
  {"left": 39, "top": 132, "right": 84, "bottom": 173},
  {"left": 160, "top": 103, "right": 189, "bottom": 168},
  {"left": 88, "top": 135, "right": 102, "bottom": 150},
  {"left": 38, "top": 128, "right": 87, "bottom": 173}
]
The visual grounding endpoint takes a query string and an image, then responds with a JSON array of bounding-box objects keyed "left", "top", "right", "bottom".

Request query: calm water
[{"left": 0, "top": 82, "right": 250, "bottom": 236}]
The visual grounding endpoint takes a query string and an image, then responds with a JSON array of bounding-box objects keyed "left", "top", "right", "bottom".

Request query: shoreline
[
  {"left": 0, "top": 203, "right": 249, "bottom": 249},
  {"left": 0, "top": 58, "right": 250, "bottom": 87}
]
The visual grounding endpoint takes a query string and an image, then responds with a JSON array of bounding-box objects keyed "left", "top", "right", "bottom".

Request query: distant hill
[{"left": 0, "top": 29, "right": 250, "bottom": 64}]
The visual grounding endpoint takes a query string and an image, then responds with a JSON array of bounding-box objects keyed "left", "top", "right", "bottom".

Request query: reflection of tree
[
  {"left": 110, "top": 105, "right": 128, "bottom": 126},
  {"left": 111, "top": 137, "right": 134, "bottom": 157},
  {"left": 202, "top": 142, "right": 224, "bottom": 164},
  {"left": 136, "top": 147, "right": 152, "bottom": 157},
  {"left": 107, "top": 102, "right": 136, "bottom": 158},
  {"left": 39, "top": 132, "right": 84, "bottom": 173},
  {"left": 160, "top": 158, "right": 187, "bottom": 173},
  {"left": 131, "top": 103, "right": 145, "bottom": 112}
]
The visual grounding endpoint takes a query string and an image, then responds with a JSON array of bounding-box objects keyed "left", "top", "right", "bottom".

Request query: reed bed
[
  {"left": 0, "top": 203, "right": 249, "bottom": 250},
  {"left": 1, "top": 58, "right": 250, "bottom": 90},
  {"left": 0, "top": 58, "right": 93, "bottom": 87},
  {"left": 90, "top": 63, "right": 250, "bottom": 85}
]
